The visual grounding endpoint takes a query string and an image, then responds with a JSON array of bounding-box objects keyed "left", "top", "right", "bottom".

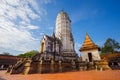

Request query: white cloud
[{"left": 0, "top": 0, "right": 52, "bottom": 54}]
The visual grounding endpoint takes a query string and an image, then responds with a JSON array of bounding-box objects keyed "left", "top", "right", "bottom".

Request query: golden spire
[{"left": 80, "top": 33, "right": 100, "bottom": 51}]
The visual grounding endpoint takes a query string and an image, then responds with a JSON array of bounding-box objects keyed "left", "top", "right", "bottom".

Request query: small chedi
[
  {"left": 79, "top": 33, "right": 111, "bottom": 70},
  {"left": 7, "top": 10, "right": 110, "bottom": 75}
]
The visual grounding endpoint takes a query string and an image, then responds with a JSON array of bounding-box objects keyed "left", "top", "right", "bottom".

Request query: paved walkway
[{"left": 0, "top": 70, "right": 120, "bottom": 80}]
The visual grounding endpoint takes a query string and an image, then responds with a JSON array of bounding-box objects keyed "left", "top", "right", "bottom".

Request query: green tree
[
  {"left": 101, "top": 38, "right": 120, "bottom": 54},
  {"left": 18, "top": 50, "right": 39, "bottom": 58}
]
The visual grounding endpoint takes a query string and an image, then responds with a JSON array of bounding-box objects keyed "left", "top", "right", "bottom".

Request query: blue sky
[{"left": 0, "top": 0, "right": 120, "bottom": 56}]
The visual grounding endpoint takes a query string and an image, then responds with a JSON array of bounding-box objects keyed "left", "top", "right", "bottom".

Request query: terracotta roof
[{"left": 79, "top": 33, "right": 100, "bottom": 51}]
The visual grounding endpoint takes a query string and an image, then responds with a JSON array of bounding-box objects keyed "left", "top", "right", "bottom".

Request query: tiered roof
[{"left": 80, "top": 33, "right": 100, "bottom": 51}]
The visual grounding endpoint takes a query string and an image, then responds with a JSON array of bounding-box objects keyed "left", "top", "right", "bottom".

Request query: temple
[
  {"left": 6, "top": 10, "right": 111, "bottom": 75},
  {"left": 40, "top": 10, "right": 78, "bottom": 61},
  {"left": 80, "top": 33, "right": 101, "bottom": 62}
]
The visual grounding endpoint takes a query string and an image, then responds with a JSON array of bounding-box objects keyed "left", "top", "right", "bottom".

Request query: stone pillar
[
  {"left": 23, "top": 59, "right": 31, "bottom": 75},
  {"left": 51, "top": 59, "right": 54, "bottom": 73},
  {"left": 111, "top": 62, "right": 114, "bottom": 66},
  {"left": 59, "top": 60, "right": 62, "bottom": 72},
  {"left": 118, "top": 62, "right": 120, "bottom": 66},
  {"left": 100, "top": 67, "right": 103, "bottom": 71},
  {"left": 37, "top": 60, "right": 43, "bottom": 73},
  {"left": 71, "top": 60, "right": 76, "bottom": 71},
  {"left": 0, "top": 65, "right": 4, "bottom": 69},
  {"left": 95, "top": 65, "right": 98, "bottom": 71}
]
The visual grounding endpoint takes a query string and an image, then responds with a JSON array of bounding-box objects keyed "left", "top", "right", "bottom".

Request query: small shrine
[
  {"left": 80, "top": 33, "right": 101, "bottom": 62},
  {"left": 79, "top": 33, "right": 111, "bottom": 70}
]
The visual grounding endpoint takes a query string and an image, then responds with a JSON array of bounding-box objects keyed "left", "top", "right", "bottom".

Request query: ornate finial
[
  {"left": 86, "top": 31, "right": 88, "bottom": 35},
  {"left": 52, "top": 32, "right": 55, "bottom": 37},
  {"left": 44, "top": 32, "right": 46, "bottom": 36},
  {"left": 52, "top": 26, "right": 55, "bottom": 37},
  {"left": 61, "top": 8, "right": 64, "bottom": 12},
  {"left": 60, "top": 8, "right": 65, "bottom": 13},
  {"left": 86, "top": 32, "right": 89, "bottom": 36},
  {"left": 52, "top": 29, "right": 55, "bottom": 39}
]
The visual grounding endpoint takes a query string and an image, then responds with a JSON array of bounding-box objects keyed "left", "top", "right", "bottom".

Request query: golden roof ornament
[{"left": 80, "top": 33, "right": 100, "bottom": 51}]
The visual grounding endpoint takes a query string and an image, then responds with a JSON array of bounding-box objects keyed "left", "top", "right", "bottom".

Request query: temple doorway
[
  {"left": 41, "top": 42, "right": 44, "bottom": 53},
  {"left": 88, "top": 53, "right": 92, "bottom": 62}
]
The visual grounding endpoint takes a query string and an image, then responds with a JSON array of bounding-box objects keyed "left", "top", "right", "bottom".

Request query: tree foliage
[
  {"left": 17, "top": 50, "right": 39, "bottom": 58},
  {"left": 101, "top": 38, "right": 120, "bottom": 54}
]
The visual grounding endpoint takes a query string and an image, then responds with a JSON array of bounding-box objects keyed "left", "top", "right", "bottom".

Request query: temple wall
[
  {"left": 29, "top": 60, "right": 75, "bottom": 74},
  {"left": 81, "top": 49, "right": 101, "bottom": 62}
]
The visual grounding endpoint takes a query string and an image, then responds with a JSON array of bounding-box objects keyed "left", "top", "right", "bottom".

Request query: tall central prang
[
  {"left": 39, "top": 10, "right": 77, "bottom": 61},
  {"left": 56, "top": 10, "right": 75, "bottom": 54}
]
